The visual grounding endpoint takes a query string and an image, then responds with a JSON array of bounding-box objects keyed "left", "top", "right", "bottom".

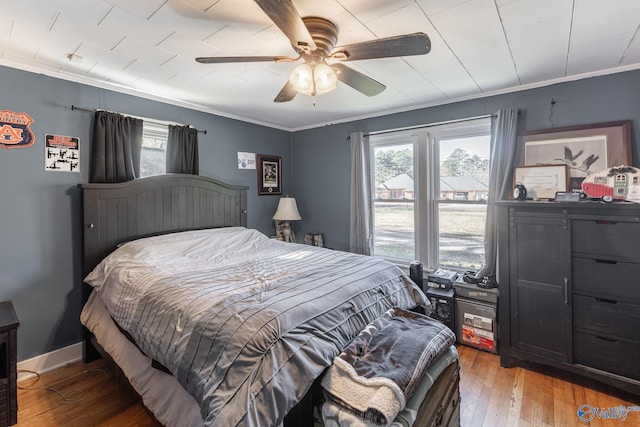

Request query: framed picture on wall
[
  {"left": 257, "top": 154, "right": 282, "bottom": 195},
  {"left": 522, "top": 121, "right": 631, "bottom": 191}
]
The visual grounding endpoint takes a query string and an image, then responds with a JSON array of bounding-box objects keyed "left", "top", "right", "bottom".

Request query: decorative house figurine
[{"left": 581, "top": 165, "right": 640, "bottom": 202}]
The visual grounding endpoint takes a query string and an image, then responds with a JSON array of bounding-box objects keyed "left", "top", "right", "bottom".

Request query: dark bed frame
[{"left": 79, "top": 174, "right": 460, "bottom": 427}]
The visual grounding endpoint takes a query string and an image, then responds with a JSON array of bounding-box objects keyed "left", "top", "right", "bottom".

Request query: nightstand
[{"left": 0, "top": 301, "right": 18, "bottom": 426}]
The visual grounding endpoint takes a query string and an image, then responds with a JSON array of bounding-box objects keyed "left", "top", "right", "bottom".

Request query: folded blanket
[{"left": 321, "top": 307, "right": 456, "bottom": 426}]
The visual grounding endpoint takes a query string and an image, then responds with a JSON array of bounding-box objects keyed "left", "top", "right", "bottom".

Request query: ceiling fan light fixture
[
  {"left": 289, "top": 61, "right": 337, "bottom": 97},
  {"left": 313, "top": 62, "right": 337, "bottom": 95},
  {"left": 289, "top": 63, "right": 314, "bottom": 95}
]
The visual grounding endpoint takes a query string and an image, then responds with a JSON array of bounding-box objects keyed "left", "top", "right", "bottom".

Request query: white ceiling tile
[
  {"left": 381, "top": 67, "right": 429, "bottom": 87},
  {"left": 202, "top": 25, "right": 281, "bottom": 56},
  {"left": 160, "top": 1, "right": 259, "bottom": 41},
  {"left": 112, "top": 38, "right": 175, "bottom": 66},
  {"left": 124, "top": 59, "right": 176, "bottom": 82},
  {"left": 424, "top": 65, "right": 471, "bottom": 85},
  {"left": 497, "top": 0, "right": 573, "bottom": 32},
  {"left": 569, "top": 32, "right": 636, "bottom": 69},
  {"left": 103, "top": 0, "right": 167, "bottom": 19},
  {"left": 338, "top": 0, "right": 415, "bottom": 24},
  {"left": 465, "top": 60, "right": 520, "bottom": 91},
  {"left": 416, "top": 0, "right": 473, "bottom": 16},
  {"left": 289, "top": 0, "right": 347, "bottom": 21},
  {"left": 445, "top": 25, "right": 511, "bottom": 64},
  {"left": 100, "top": 6, "right": 174, "bottom": 46},
  {"left": 50, "top": 12, "right": 123, "bottom": 52},
  {"left": 353, "top": 58, "right": 415, "bottom": 78},
  {"left": 427, "top": 0, "right": 500, "bottom": 33},
  {"left": 435, "top": 77, "right": 482, "bottom": 98},
  {"left": 158, "top": 32, "right": 221, "bottom": 61},
  {"left": 364, "top": 3, "right": 434, "bottom": 38},
  {"left": 620, "top": 34, "right": 640, "bottom": 66},
  {"left": 1, "top": 0, "right": 639, "bottom": 129},
  {"left": 76, "top": 43, "right": 136, "bottom": 70}
]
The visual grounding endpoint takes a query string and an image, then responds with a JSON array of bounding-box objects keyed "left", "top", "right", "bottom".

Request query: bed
[{"left": 79, "top": 174, "right": 461, "bottom": 427}]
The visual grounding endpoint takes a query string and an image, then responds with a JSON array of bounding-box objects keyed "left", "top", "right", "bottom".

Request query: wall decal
[
  {"left": 45, "top": 134, "right": 80, "bottom": 172},
  {"left": 0, "top": 110, "right": 35, "bottom": 149}
]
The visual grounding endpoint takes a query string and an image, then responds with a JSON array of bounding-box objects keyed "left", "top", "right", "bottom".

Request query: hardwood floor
[{"left": 15, "top": 345, "right": 639, "bottom": 426}]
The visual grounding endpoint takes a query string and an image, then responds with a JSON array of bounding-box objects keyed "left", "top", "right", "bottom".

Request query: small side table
[{"left": 0, "top": 301, "right": 19, "bottom": 426}]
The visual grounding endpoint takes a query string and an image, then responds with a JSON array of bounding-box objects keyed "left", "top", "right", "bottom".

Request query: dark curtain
[
  {"left": 89, "top": 111, "right": 143, "bottom": 183},
  {"left": 166, "top": 125, "right": 199, "bottom": 175}
]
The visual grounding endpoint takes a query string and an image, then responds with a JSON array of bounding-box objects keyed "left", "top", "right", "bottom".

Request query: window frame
[{"left": 369, "top": 117, "right": 491, "bottom": 270}]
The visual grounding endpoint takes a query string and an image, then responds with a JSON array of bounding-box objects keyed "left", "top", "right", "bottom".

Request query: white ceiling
[{"left": 2, "top": 0, "right": 640, "bottom": 131}]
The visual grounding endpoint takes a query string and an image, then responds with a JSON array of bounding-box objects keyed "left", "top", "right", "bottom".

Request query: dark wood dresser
[
  {"left": 0, "top": 301, "right": 19, "bottom": 426},
  {"left": 497, "top": 201, "right": 640, "bottom": 396}
]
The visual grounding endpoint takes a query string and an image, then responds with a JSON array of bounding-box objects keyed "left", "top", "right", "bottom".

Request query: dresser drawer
[
  {"left": 573, "top": 257, "right": 640, "bottom": 303},
  {"left": 574, "top": 331, "right": 640, "bottom": 380},
  {"left": 573, "top": 219, "right": 640, "bottom": 260},
  {"left": 573, "top": 294, "right": 640, "bottom": 343}
]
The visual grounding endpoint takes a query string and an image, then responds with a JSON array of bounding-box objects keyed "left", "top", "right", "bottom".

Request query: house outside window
[{"left": 370, "top": 117, "right": 491, "bottom": 271}]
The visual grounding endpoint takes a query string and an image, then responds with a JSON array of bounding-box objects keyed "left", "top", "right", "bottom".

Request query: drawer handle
[
  {"left": 596, "top": 297, "right": 618, "bottom": 304},
  {"left": 594, "top": 259, "right": 617, "bottom": 265},
  {"left": 596, "top": 336, "right": 618, "bottom": 343}
]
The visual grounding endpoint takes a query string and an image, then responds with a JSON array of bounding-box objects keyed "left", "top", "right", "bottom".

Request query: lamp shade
[{"left": 273, "top": 197, "right": 302, "bottom": 221}]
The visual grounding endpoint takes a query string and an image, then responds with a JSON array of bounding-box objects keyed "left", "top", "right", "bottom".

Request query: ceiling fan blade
[
  {"left": 331, "top": 33, "right": 431, "bottom": 61},
  {"left": 254, "top": 0, "right": 317, "bottom": 53},
  {"left": 196, "top": 55, "right": 294, "bottom": 64},
  {"left": 274, "top": 81, "right": 298, "bottom": 103},
  {"left": 332, "top": 63, "right": 386, "bottom": 97}
]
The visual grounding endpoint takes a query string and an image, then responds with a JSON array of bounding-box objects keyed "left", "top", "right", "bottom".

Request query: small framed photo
[
  {"left": 514, "top": 164, "right": 568, "bottom": 200},
  {"left": 313, "top": 234, "right": 324, "bottom": 248},
  {"left": 257, "top": 154, "right": 282, "bottom": 195},
  {"left": 304, "top": 233, "right": 314, "bottom": 245}
]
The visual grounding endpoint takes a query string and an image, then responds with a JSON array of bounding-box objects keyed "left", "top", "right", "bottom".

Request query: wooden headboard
[
  {"left": 80, "top": 173, "right": 248, "bottom": 275},
  {"left": 79, "top": 174, "right": 248, "bottom": 361}
]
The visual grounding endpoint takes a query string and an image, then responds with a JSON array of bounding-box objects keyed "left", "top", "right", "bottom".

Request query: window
[
  {"left": 140, "top": 122, "right": 168, "bottom": 177},
  {"left": 370, "top": 118, "right": 491, "bottom": 271}
]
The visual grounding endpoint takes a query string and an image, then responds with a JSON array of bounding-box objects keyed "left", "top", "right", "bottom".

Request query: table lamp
[{"left": 273, "top": 197, "right": 302, "bottom": 242}]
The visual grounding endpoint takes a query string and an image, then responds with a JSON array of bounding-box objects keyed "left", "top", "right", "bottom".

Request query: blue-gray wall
[
  {"left": 291, "top": 70, "right": 640, "bottom": 252},
  {"left": 0, "top": 65, "right": 291, "bottom": 361},
  {"left": 1, "top": 63, "right": 639, "bottom": 362}
]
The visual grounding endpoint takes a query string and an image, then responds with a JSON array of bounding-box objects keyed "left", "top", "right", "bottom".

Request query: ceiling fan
[{"left": 195, "top": 0, "right": 431, "bottom": 102}]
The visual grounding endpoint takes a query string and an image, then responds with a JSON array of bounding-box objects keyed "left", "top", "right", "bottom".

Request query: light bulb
[
  {"left": 289, "top": 63, "right": 314, "bottom": 95},
  {"left": 313, "top": 62, "right": 337, "bottom": 95}
]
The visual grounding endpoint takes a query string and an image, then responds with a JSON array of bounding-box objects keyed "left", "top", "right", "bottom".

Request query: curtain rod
[
  {"left": 71, "top": 105, "right": 207, "bottom": 134},
  {"left": 346, "top": 114, "right": 493, "bottom": 140}
]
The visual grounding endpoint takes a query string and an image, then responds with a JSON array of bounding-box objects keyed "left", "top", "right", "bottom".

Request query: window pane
[
  {"left": 438, "top": 134, "right": 489, "bottom": 269},
  {"left": 140, "top": 124, "right": 168, "bottom": 177},
  {"left": 438, "top": 204, "right": 486, "bottom": 269},
  {"left": 439, "top": 136, "right": 489, "bottom": 201},
  {"left": 374, "top": 200, "right": 415, "bottom": 259},
  {"left": 373, "top": 143, "right": 414, "bottom": 260}
]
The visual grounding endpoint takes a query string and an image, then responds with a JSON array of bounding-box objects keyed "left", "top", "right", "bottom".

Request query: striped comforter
[{"left": 84, "top": 227, "right": 429, "bottom": 427}]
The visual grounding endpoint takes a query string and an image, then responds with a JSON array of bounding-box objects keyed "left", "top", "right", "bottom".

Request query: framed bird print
[{"left": 522, "top": 121, "right": 631, "bottom": 192}]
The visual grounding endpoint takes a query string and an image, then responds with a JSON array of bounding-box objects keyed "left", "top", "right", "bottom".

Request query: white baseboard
[{"left": 17, "top": 342, "right": 83, "bottom": 382}]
